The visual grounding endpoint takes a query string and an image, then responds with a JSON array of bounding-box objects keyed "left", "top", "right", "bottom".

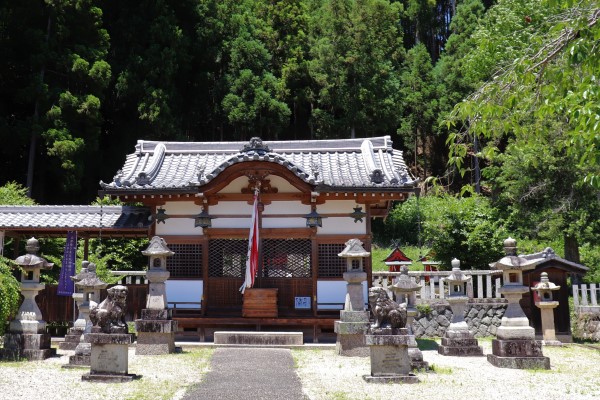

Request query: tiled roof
[
  {"left": 0, "top": 205, "right": 151, "bottom": 230},
  {"left": 100, "top": 136, "right": 418, "bottom": 193}
]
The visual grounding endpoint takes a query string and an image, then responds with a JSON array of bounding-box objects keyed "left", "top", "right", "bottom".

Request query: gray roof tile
[
  {"left": 100, "top": 136, "right": 418, "bottom": 193},
  {"left": 0, "top": 206, "right": 151, "bottom": 230}
]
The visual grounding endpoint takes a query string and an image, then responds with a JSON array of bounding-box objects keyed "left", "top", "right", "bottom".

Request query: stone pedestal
[
  {"left": 59, "top": 327, "right": 84, "bottom": 351},
  {"left": 438, "top": 297, "right": 483, "bottom": 356},
  {"left": 82, "top": 333, "right": 136, "bottom": 382},
  {"left": 1, "top": 332, "right": 56, "bottom": 361},
  {"left": 487, "top": 339, "right": 550, "bottom": 369},
  {"left": 135, "top": 309, "right": 178, "bottom": 355},
  {"left": 537, "top": 302, "right": 562, "bottom": 346},
  {"left": 335, "top": 269, "right": 370, "bottom": 357},
  {"left": 406, "top": 307, "right": 429, "bottom": 369},
  {"left": 334, "top": 310, "right": 370, "bottom": 356},
  {"left": 363, "top": 328, "right": 419, "bottom": 383}
]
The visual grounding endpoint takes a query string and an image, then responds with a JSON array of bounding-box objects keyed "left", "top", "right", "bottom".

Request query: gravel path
[
  {"left": 293, "top": 340, "right": 600, "bottom": 400},
  {"left": 182, "top": 348, "right": 305, "bottom": 400}
]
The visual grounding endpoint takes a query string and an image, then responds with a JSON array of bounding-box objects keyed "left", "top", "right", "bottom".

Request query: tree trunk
[
  {"left": 564, "top": 234, "right": 580, "bottom": 263},
  {"left": 26, "top": 14, "right": 52, "bottom": 198}
]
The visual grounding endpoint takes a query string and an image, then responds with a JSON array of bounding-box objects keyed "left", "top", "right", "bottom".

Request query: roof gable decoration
[{"left": 100, "top": 136, "right": 418, "bottom": 193}]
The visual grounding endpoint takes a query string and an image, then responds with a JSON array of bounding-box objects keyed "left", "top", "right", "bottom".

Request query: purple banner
[{"left": 57, "top": 231, "right": 77, "bottom": 296}]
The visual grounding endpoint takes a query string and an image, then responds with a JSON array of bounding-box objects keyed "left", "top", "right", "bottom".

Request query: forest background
[{"left": 0, "top": 0, "right": 599, "bottom": 312}]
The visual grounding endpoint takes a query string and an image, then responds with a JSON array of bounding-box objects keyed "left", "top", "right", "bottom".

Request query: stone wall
[
  {"left": 411, "top": 299, "right": 508, "bottom": 338},
  {"left": 572, "top": 311, "right": 600, "bottom": 342}
]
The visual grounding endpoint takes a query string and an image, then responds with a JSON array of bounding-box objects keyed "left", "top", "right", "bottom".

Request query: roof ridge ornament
[{"left": 242, "top": 137, "right": 271, "bottom": 154}]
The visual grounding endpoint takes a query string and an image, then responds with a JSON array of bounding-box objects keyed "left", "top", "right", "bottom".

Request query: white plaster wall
[
  {"left": 317, "top": 280, "right": 368, "bottom": 310},
  {"left": 156, "top": 217, "right": 202, "bottom": 236},
  {"left": 166, "top": 280, "right": 203, "bottom": 309},
  {"left": 318, "top": 217, "right": 366, "bottom": 235},
  {"left": 318, "top": 200, "right": 357, "bottom": 213},
  {"left": 212, "top": 202, "right": 253, "bottom": 215},
  {"left": 263, "top": 201, "right": 310, "bottom": 215},
  {"left": 164, "top": 201, "right": 202, "bottom": 215}
]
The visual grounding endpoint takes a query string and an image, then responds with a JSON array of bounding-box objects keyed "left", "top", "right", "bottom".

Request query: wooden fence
[
  {"left": 37, "top": 284, "right": 148, "bottom": 324},
  {"left": 573, "top": 283, "right": 600, "bottom": 313}
]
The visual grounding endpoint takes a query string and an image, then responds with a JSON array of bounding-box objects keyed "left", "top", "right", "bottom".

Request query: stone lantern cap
[
  {"left": 392, "top": 265, "right": 421, "bottom": 293},
  {"left": 14, "top": 237, "right": 53, "bottom": 270},
  {"left": 142, "top": 236, "right": 174, "bottom": 257},
  {"left": 531, "top": 272, "right": 560, "bottom": 292},
  {"left": 338, "top": 238, "right": 370, "bottom": 258},
  {"left": 73, "top": 261, "right": 107, "bottom": 290},
  {"left": 446, "top": 258, "right": 471, "bottom": 284},
  {"left": 490, "top": 237, "right": 538, "bottom": 271}
]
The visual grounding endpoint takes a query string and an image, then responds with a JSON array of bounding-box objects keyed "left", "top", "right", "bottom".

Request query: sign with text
[
  {"left": 57, "top": 231, "right": 77, "bottom": 296},
  {"left": 294, "top": 296, "right": 311, "bottom": 310}
]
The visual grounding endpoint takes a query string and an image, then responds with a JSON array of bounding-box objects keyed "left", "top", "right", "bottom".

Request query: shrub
[{"left": 0, "top": 257, "right": 21, "bottom": 336}]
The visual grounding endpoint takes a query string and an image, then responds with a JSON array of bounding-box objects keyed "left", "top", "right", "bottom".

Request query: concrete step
[{"left": 214, "top": 331, "right": 303, "bottom": 346}]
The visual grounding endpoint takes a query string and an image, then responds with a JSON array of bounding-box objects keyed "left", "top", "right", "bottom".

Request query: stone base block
[
  {"left": 491, "top": 339, "right": 544, "bottom": 357},
  {"left": 59, "top": 335, "right": 81, "bottom": 351},
  {"left": 63, "top": 354, "right": 91, "bottom": 368},
  {"left": 136, "top": 332, "right": 176, "bottom": 355},
  {"left": 82, "top": 373, "right": 138, "bottom": 383},
  {"left": 334, "top": 321, "right": 370, "bottom": 335},
  {"left": 363, "top": 374, "right": 419, "bottom": 384},
  {"left": 214, "top": 331, "right": 303, "bottom": 346},
  {"left": 135, "top": 319, "right": 177, "bottom": 333},
  {"left": 336, "top": 334, "right": 368, "bottom": 357},
  {"left": 440, "top": 337, "right": 480, "bottom": 347},
  {"left": 1, "top": 333, "right": 56, "bottom": 361},
  {"left": 86, "top": 333, "right": 132, "bottom": 345},
  {"left": 1, "top": 348, "right": 56, "bottom": 361},
  {"left": 141, "top": 309, "right": 171, "bottom": 320},
  {"left": 339, "top": 310, "right": 369, "bottom": 323},
  {"left": 438, "top": 345, "right": 483, "bottom": 356},
  {"left": 487, "top": 354, "right": 550, "bottom": 369},
  {"left": 408, "top": 348, "right": 429, "bottom": 371}
]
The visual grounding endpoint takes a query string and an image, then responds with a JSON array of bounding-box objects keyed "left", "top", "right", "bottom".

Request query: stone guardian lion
[
  {"left": 368, "top": 286, "right": 407, "bottom": 330},
  {"left": 89, "top": 285, "right": 129, "bottom": 334}
]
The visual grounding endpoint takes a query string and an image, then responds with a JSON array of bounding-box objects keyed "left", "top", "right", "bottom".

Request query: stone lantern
[
  {"left": 134, "top": 236, "right": 178, "bottom": 355},
  {"left": 531, "top": 272, "right": 561, "bottom": 345},
  {"left": 487, "top": 238, "right": 550, "bottom": 369},
  {"left": 391, "top": 265, "right": 428, "bottom": 369},
  {"left": 334, "top": 238, "right": 371, "bottom": 356},
  {"left": 1, "top": 237, "right": 56, "bottom": 360},
  {"left": 65, "top": 262, "right": 108, "bottom": 367},
  {"left": 438, "top": 259, "right": 483, "bottom": 356}
]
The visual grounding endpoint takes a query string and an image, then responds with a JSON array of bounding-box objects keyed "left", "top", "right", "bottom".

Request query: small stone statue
[
  {"left": 89, "top": 285, "right": 129, "bottom": 334},
  {"left": 368, "top": 287, "right": 407, "bottom": 331}
]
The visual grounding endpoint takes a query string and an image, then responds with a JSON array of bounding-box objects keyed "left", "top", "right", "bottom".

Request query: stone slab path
[{"left": 181, "top": 347, "right": 306, "bottom": 400}]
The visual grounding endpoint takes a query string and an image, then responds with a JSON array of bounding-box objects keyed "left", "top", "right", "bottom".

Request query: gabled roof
[
  {"left": 0, "top": 205, "right": 151, "bottom": 237},
  {"left": 383, "top": 247, "right": 412, "bottom": 265},
  {"left": 100, "top": 136, "right": 418, "bottom": 194},
  {"left": 522, "top": 247, "right": 589, "bottom": 273}
]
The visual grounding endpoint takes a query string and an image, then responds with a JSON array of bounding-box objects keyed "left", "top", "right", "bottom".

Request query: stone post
[
  {"left": 531, "top": 272, "right": 561, "bottom": 346},
  {"left": 134, "top": 236, "right": 178, "bottom": 355},
  {"left": 438, "top": 259, "right": 483, "bottom": 356},
  {"left": 391, "top": 265, "right": 428, "bottom": 369},
  {"left": 487, "top": 238, "right": 550, "bottom": 369},
  {"left": 1, "top": 238, "right": 56, "bottom": 361},
  {"left": 334, "top": 239, "right": 371, "bottom": 356}
]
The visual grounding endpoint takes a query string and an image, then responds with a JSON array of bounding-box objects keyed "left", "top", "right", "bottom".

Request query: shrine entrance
[{"left": 205, "top": 236, "right": 314, "bottom": 317}]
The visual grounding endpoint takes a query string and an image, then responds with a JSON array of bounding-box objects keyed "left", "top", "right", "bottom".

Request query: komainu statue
[
  {"left": 368, "top": 287, "right": 407, "bottom": 330},
  {"left": 89, "top": 285, "right": 129, "bottom": 334}
]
